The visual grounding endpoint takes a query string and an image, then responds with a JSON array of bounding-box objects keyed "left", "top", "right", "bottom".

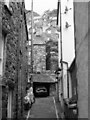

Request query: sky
[{"left": 25, "top": 0, "right": 57, "bottom": 15}]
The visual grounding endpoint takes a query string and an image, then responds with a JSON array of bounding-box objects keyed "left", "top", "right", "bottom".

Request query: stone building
[
  {"left": 33, "top": 38, "right": 46, "bottom": 73},
  {"left": 26, "top": 9, "right": 59, "bottom": 73},
  {"left": 29, "top": 36, "right": 46, "bottom": 73},
  {"left": 46, "top": 40, "right": 58, "bottom": 71},
  {"left": 0, "top": 1, "right": 28, "bottom": 118},
  {"left": 43, "top": 9, "right": 59, "bottom": 71},
  {"left": 74, "top": 2, "right": 88, "bottom": 118}
]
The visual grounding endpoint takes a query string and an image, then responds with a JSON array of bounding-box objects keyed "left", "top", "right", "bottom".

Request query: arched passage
[{"left": 33, "top": 82, "right": 50, "bottom": 97}]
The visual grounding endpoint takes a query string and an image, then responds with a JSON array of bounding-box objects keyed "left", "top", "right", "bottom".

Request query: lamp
[
  {"left": 65, "top": 22, "right": 71, "bottom": 28},
  {"left": 64, "top": 6, "right": 72, "bottom": 14}
]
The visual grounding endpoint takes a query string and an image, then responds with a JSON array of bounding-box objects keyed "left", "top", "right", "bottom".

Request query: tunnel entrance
[
  {"left": 32, "top": 73, "right": 56, "bottom": 97},
  {"left": 33, "top": 82, "right": 50, "bottom": 97}
]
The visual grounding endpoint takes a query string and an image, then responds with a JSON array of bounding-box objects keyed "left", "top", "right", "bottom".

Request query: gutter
[
  {"left": 24, "top": 11, "right": 29, "bottom": 42},
  {"left": 23, "top": 1, "right": 29, "bottom": 42}
]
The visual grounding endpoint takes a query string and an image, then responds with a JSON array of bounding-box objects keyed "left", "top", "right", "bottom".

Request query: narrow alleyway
[
  {"left": 1, "top": 0, "right": 88, "bottom": 119},
  {"left": 26, "top": 96, "right": 62, "bottom": 119}
]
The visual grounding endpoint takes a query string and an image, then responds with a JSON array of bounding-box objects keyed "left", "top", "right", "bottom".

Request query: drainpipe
[
  {"left": 59, "top": 0, "right": 64, "bottom": 118},
  {"left": 16, "top": 9, "right": 21, "bottom": 119},
  {"left": 67, "top": 65, "right": 69, "bottom": 98},
  {"left": 23, "top": 0, "right": 29, "bottom": 86},
  {"left": 31, "top": 0, "right": 34, "bottom": 87}
]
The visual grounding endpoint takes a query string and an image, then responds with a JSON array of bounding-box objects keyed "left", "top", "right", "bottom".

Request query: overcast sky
[{"left": 25, "top": 0, "right": 57, "bottom": 15}]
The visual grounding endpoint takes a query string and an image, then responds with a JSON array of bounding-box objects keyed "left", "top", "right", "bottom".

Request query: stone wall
[
  {"left": 46, "top": 40, "right": 58, "bottom": 71},
  {"left": 49, "top": 83, "right": 56, "bottom": 96},
  {"left": 1, "top": 1, "right": 28, "bottom": 118},
  {"left": 29, "top": 44, "right": 46, "bottom": 73},
  {"left": 33, "top": 45, "right": 46, "bottom": 73},
  {"left": 74, "top": 2, "right": 88, "bottom": 118}
]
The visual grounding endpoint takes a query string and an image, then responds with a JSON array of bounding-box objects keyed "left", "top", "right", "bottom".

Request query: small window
[
  {"left": 0, "top": 33, "right": 6, "bottom": 77},
  {"left": 0, "top": 35, "right": 4, "bottom": 76}
]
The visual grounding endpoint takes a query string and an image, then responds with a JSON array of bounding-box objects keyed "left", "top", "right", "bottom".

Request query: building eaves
[{"left": 33, "top": 74, "right": 56, "bottom": 83}]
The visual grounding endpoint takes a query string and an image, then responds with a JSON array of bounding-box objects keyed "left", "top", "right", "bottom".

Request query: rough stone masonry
[{"left": 1, "top": 1, "right": 28, "bottom": 118}]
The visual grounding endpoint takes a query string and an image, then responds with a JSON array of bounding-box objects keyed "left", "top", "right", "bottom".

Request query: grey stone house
[{"left": 0, "top": 1, "right": 28, "bottom": 118}]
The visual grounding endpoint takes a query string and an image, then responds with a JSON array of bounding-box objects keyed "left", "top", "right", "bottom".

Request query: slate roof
[
  {"left": 33, "top": 74, "right": 56, "bottom": 83},
  {"left": 25, "top": 10, "right": 40, "bottom": 17}
]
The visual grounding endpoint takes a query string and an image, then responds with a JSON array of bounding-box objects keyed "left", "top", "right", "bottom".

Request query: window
[
  {"left": 48, "top": 30, "right": 51, "bottom": 34},
  {"left": 0, "top": 33, "right": 6, "bottom": 77},
  {"left": 0, "top": 34, "right": 4, "bottom": 76}
]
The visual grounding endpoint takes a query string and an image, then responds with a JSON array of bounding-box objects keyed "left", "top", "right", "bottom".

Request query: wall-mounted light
[
  {"left": 64, "top": 6, "right": 72, "bottom": 14},
  {"left": 65, "top": 22, "right": 71, "bottom": 28}
]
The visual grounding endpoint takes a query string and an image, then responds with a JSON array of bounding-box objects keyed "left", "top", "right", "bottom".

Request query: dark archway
[{"left": 33, "top": 82, "right": 50, "bottom": 97}]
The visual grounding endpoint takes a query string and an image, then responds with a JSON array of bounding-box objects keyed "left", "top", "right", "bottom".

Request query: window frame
[{"left": 0, "top": 33, "right": 7, "bottom": 77}]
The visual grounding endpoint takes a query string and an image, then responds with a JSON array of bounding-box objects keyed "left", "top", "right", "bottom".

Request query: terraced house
[{"left": 0, "top": 0, "right": 28, "bottom": 119}]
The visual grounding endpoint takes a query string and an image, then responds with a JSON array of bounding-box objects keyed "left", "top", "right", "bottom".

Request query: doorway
[{"left": 7, "top": 90, "right": 12, "bottom": 118}]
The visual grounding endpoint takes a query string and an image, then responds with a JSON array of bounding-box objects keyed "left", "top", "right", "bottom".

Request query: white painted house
[
  {"left": 61, "top": 0, "right": 75, "bottom": 67},
  {"left": 57, "top": 0, "right": 75, "bottom": 101}
]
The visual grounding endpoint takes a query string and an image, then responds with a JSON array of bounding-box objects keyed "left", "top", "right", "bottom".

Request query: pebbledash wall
[
  {"left": 0, "top": 1, "right": 28, "bottom": 118},
  {"left": 74, "top": 2, "right": 88, "bottom": 118}
]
